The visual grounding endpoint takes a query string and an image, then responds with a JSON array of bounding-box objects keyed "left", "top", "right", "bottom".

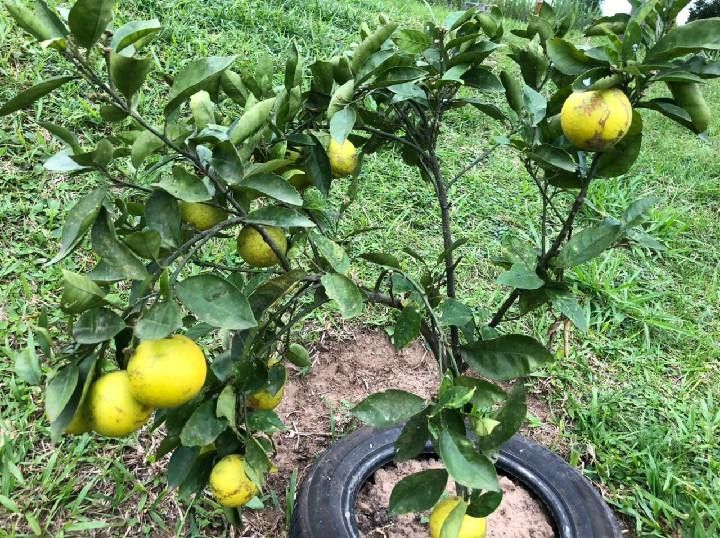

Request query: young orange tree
[{"left": 4, "top": 0, "right": 718, "bottom": 534}]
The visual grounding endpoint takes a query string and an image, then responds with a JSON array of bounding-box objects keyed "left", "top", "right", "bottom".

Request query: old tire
[{"left": 290, "top": 425, "right": 621, "bottom": 538}]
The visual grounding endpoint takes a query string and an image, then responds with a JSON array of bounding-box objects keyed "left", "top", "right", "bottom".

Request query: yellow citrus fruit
[
  {"left": 180, "top": 201, "right": 227, "bottom": 231},
  {"left": 127, "top": 334, "right": 207, "bottom": 408},
  {"left": 288, "top": 171, "right": 313, "bottom": 190},
  {"left": 249, "top": 358, "right": 287, "bottom": 410},
  {"left": 429, "top": 498, "right": 487, "bottom": 538},
  {"left": 209, "top": 454, "right": 259, "bottom": 507},
  {"left": 88, "top": 371, "right": 153, "bottom": 438},
  {"left": 327, "top": 138, "right": 358, "bottom": 178},
  {"left": 64, "top": 404, "right": 91, "bottom": 435},
  {"left": 560, "top": 88, "right": 632, "bottom": 152},
  {"left": 237, "top": 225, "right": 287, "bottom": 268},
  {"left": 249, "top": 384, "right": 285, "bottom": 410}
]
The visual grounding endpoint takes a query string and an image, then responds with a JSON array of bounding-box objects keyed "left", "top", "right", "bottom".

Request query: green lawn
[{"left": 1, "top": 1, "right": 719, "bottom": 537}]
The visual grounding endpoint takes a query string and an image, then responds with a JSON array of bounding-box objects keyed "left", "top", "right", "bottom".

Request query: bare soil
[{"left": 243, "top": 328, "right": 560, "bottom": 537}]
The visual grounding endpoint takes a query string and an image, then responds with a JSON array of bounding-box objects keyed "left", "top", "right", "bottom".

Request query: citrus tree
[{"left": 3, "top": 0, "right": 719, "bottom": 535}]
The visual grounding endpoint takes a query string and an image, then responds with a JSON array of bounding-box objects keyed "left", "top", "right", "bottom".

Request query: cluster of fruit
[
  {"left": 64, "top": 333, "right": 286, "bottom": 507},
  {"left": 179, "top": 139, "right": 360, "bottom": 269}
]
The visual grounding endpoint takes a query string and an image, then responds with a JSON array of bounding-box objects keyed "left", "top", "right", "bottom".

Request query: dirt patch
[
  {"left": 242, "top": 328, "right": 437, "bottom": 535},
  {"left": 356, "top": 457, "right": 555, "bottom": 537},
  {"left": 242, "top": 328, "right": 562, "bottom": 537}
]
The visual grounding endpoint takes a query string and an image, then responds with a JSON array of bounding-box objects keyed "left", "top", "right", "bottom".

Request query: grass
[{"left": 1, "top": 0, "right": 719, "bottom": 537}]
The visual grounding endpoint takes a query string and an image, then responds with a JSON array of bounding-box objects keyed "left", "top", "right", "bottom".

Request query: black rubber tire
[{"left": 290, "top": 425, "right": 621, "bottom": 538}]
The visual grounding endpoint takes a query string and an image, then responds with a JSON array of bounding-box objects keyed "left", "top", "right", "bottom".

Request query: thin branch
[
  {"left": 358, "top": 125, "right": 429, "bottom": 159},
  {"left": 448, "top": 140, "right": 504, "bottom": 188},
  {"left": 489, "top": 174, "right": 592, "bottom": 327}
]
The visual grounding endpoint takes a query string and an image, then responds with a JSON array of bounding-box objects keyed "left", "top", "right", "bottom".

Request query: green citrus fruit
[
  {"left": 560, "top": 88, "right": 632, "bottom": 152},
  {"left": 237, "top": 225, "right": 287, "bottom": 268},
  {"left": 667, "top": 82, "right": 710, "bottom": 133},
  {"left": 327, "top": 138, "right": 358, "bottom": 178},
  {"left": 288, "top": 171, "right": 313, "bottom": 190},
  {"left": 180, "top": 201, "right": 227, "bottom": 231},
  {"left": 429, "top": 497, "right": 487, "bottom": 538},
  {"left": 209, "top": 454, "right": 259, "bottom": 507},
  {"left": 127, "top": 334, "right": 207, "bottom": 408},
  {"left": 88, "top": 371, "right": 153, "bottom": 438}
]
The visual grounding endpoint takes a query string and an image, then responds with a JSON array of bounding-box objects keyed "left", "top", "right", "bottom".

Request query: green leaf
[
  {"left": 394, "top": 407, "right": 430, "bottom": 463},
  {"left": 14, "top": 345, "right": 41, "bottom": 385},
  {"left": 216, "top": 385, "right": 236, "bottom": 426},
  {"left": 110, "top": 52, "right": 152, "bottom": 102},
  {"left": 437, "top": 430, "right": 500, "bottom": 491},
  {"left": 360, "top": 252, "right": 401, "bottom": 269},
  {"left": 68, "top": 0, "right": 114, "bottom": 49},
  {"left": 180, "top": 400, "right": 226, "bottom": 446},
  {"left": 211, "top": 141, "right": 244, "bottom": 185},
  {"left": 38, "top": 121, "right": 80, "bottom": 153},
  {"left": 240, "top": 174, "right": 302, "bottom": 206},
  {"left": 395, "top": 29, "right": 432, "bottom": 53},
  {"left": 45, "top": 365, "right": 79, "bottom": 421},
  {"left": 496, "top": 263, "right": 544, "bottom": 290},
  {"left": 190, "top": 90, "right": 215, "bottom": 131},
  {"left": 647, "top": 19, "right": 720, "bottom": 61},
  {"left": 228, "top": 96, "right": 276, "bottom": 145},
  {"left": 5, "top": 0, "right": 62, "bottom": 41},
  {"left": 131, "top": 130, "right": 164, "bottom": 168},
  {"left": 134, "top": 301, "right": 182, "bottom": 340},
  {"left": 154, "top": 166, "right": 211, "bottom": 203},
  {"left": 48, "top": 188, "right": 106, "bottom": 264},
  {"left": 111, "top": 19, "right": 161, "bottom": 52},
  {"left": 546, "top": 38, "right": 602, "bottom": 75},
  {"left": 351, "top": 389, "right": 426, "bottom": 429},
  {"left": 245, "top": 435, "right": 270, "bottom": 487},
  {"left": 468, "top": 491, "right": 503, "bottom": 518},
  {"left": 439, "top": 298, "right": 473, "bottom": 328},
  {"left": 547, "top": 288, "right": 587, "bottom": 332},
  {"left": 0, "top": 76, "right": 75, "bottom": 116},
  {"left": 286, "top": 343, "right": 311, "bottom": 368},
  {"left": 432, "top": 385, "right": 476, "bottom": 415},
  {"left": 477, "top": 383, "right": 527, "bottom": 450},
  {"left": 389, "top": 469, "right": 448, "bottom": 515},
  {"left": 89, "top": 209, "right": 149, "bottom": 281},
  {"left": 393, "top": 305, "right": 421, "bottom": 350},
  {"left": 284, "top": 41, "right": 300, "bottom": 90},
  {"left": 44, "top": 151, "right": 89, "bottom": 173},
  {"left": 531, "top": 145, "right": 577, "bottom": 172},
  {"left": 624, "top": 197, "right": 657, "bottom": 227},
  {"left": 73, "top": 307, "right": 125, "bottom": 344},
  {"left": 177, "top": 452, "right": 213, "bottom": 498},
  {"left": 329, "top": 107, "right": 356, "bottom": 144},
  {"left": 626, "top": 228, "right": 666, "bottom": 251},
  {"left": 176, "top": 274, "right": 257, "bottom": 331},
  {"left": 247, "top": 409, "right": 286, "bottom": 432},
  {"left": 462, "top": 67, "right": 503, "bottom": 92},
  {"left": 245, "top": 206, "right": 315, "bottom": 228},
  {"left": 60, "top": 271, "right": 107, "bottom": 314},
  {"left": 167, "top": 446, "right": 199, "bottom": 488},
  {"left": 320, "top": 273, "right": 364, "bottom": 319},
  {"left": 460, "top": 334, "right": 553, "bottom": 381},
  {"left": 248, "top": 269, "right": 306, "bottom": 316},
  {"left": 145, "top": 189, "right": 181, "bottom": 248},
  {"left": 309, "top": 230, "right": 350, "bottom": 275},
  {"left": 555, "top": 218, "right": 623, "bottom": 268},
  {"left": 455, "top": 376, "right": 506, "bottom": 409},
  {"left": 522, "top": 84, "right": 546, "bottom": 125},
  {"left": 123, "top": 230, "right": 161, "bottom": 260},
  {"left": 165, "top": 56, "right": 236, "bottom": 116}
]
